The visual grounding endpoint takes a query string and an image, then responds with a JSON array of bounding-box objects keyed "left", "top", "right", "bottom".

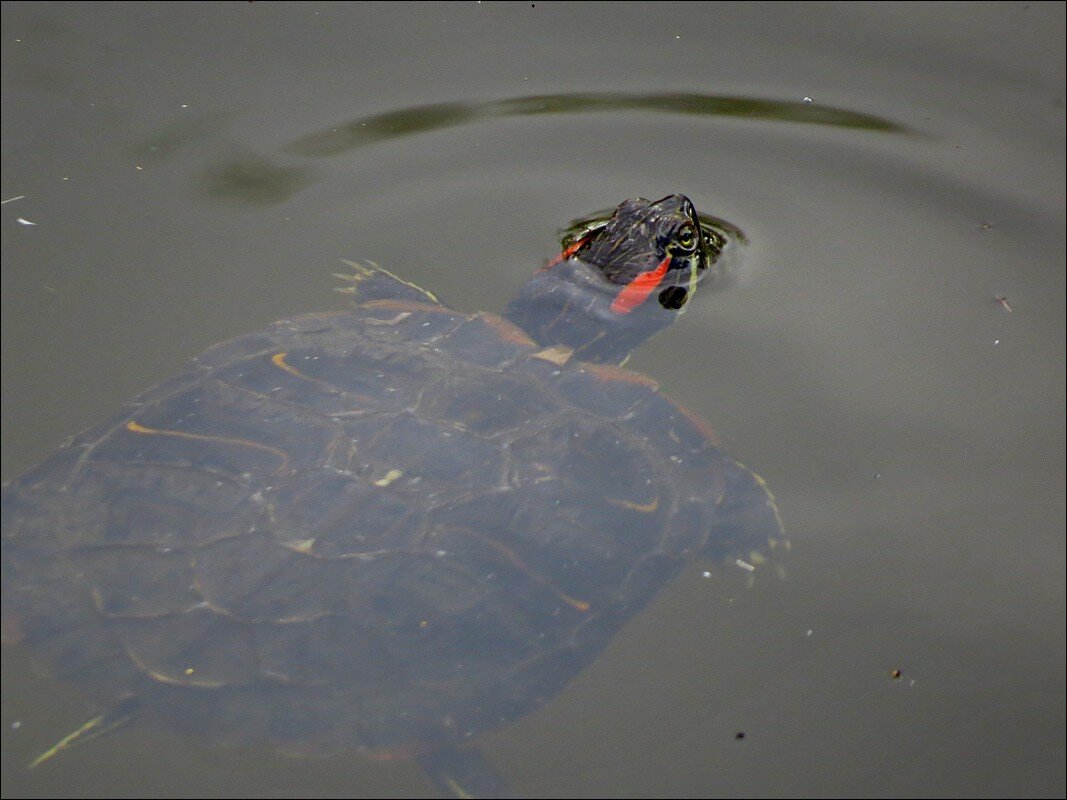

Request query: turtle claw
[
  {"left": 335, "top": 259, "right": 442, "bottom": 305},
  {"left": 708, "top": 459, "right": 786, "bottom": 567},
  {"left": 418, "top": 746, "right": 512, "bottom": 799}
]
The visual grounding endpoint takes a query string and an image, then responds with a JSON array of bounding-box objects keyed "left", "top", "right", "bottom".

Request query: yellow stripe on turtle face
[
  {"left": 674, "top": 258, "right": 701, "bottom": 316},
  {"left": 688, "top": 258, "right": 700, "bottom": 297}
]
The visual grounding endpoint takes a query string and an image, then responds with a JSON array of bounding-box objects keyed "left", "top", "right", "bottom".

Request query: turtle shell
[{"left": 1, "top": 275, "right": 781, "bottom": 763}]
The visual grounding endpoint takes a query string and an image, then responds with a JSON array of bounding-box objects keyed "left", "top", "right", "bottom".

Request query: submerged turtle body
[{"left": 2, "top": 195, "right": 782, "bottom": 794}]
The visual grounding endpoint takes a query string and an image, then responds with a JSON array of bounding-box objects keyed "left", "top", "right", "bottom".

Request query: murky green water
[{"left": 2, "top": 3, "right": 1063, "bottom": 797}]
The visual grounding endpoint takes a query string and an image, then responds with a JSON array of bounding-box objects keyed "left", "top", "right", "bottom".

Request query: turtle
[{"left": 1, "top": 194, "right": 783, "bottom": 797}]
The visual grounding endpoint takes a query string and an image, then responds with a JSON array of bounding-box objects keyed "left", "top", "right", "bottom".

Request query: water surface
[{"left": 2, "top": 3, "right": 1063, "bottom": 797}]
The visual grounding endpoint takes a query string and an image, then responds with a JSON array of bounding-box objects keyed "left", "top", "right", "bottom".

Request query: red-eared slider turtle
[{"left": 2, "top": 194, "right": 783, "bottom": 797}]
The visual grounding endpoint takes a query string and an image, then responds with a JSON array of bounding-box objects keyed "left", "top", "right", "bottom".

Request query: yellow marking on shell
[
  {"left": 530, "top": 463, "right": 554, "bottom": 484},
  {"left": 26, "top": 703, "right": 137, "bottom": 770},
  {"left": 88, "top": 587, "right": 181, "bottom": 621},
  {"left": 338, "top": 259, "right": 440, "bottom": 304},
  {"left": 733, "top": 459, "right": 787, "bottom": 537},
  {"left": 532, "top": 345, "right": 574, "bottom": 366},
  {"left": 476, "top": 313, "right": 538, "bottom": 347},
  {"left": 361, "top": 298, "right": 448, "bottom": 314},
  {"left": 373, "top": 469, "right": 403, "bottom": 487},
  {"left": 271, "top": 351, "right": 306, "bottom": 378},
  {"left": 28, "top": 720, "right": 98, "bottom": 769},
  {"left": 560, "top": 594, "right": 591, "bottom": 613},
  {"left": 269, "top": 351, "right": 357, "bottom": 396},
  {"left": 364, "top": 311, "right": 412, "bottom": 326},
  {"left": 585, "top": 362, "right": 659, "bottom": 389},
  {"left": 607, "top": 495, "right": 660, "bottom": 513},
  {"left": 445, "top": 777, "right": 476, "bottom": 800},
  {"left": 124, "top": 421, "right": 289, "bottom": 472},
  {"left": 125, "top": 647, "right": 227, "bottom": 688},
  {"left": 463, "top": 530, "right": 591, "bottom": 613},
  {"left": 90, "top": 587, "right": 107, "bottom": 613}
]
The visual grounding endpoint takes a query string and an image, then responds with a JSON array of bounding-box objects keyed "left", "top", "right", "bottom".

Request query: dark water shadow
[
  {"left": 200, "top": 152, "right": 314, "bottom": 208},
  {"left": 283, "top": 92, "right": 908, "bottom": 158},
  {"left": 200, "top": 92, "right": 908, "bottom": 207}
]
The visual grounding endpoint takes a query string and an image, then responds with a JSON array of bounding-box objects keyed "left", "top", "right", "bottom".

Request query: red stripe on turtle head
[
  {"left": 543, "top": 234, "right": 593, "bottom": 271},
  {"left": 610, "top": 255, "right": 673, "bottom": 314}
]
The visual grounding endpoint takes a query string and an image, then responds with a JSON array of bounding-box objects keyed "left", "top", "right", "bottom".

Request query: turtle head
[{"left": 504, "top": 194, "right": 716, "bottom": 365}]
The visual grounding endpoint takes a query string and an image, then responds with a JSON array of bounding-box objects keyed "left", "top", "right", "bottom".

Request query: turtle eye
[{"left": 674, "top": 225, "right": 697, "bottom": 252}]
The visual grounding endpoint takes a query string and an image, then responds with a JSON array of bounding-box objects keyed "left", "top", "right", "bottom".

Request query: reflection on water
[
  {"left": 202, "top": 92, "right": 908, "bottom": 207},
  {"left": 285, "top": 92, "right": 908, "bottom": 157}
]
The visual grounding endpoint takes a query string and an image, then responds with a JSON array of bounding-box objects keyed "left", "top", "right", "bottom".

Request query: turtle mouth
[{"left": 657, "top": 285, "right": 691, "bottom": 311}]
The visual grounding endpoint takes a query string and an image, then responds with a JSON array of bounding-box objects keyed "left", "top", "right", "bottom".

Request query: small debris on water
[
  {"left": 978, "top": 222, "right": 993, "bottom": 230},
  {"left": 994, "top": 295, "right": 1013, "bottom": 312},
  {"left": 11, "top": 720, "right": 21, "bottom": 730},
  {"left": 735, "top": 731, "right": 746, "bottom": 739},
  {"left": 890, "top": 669, "right": 903, "bottom": 680},
  {"left": 2, "top": 195, "right": 26, "bottom": 204},
  {"left": 16, "top": 217, "right": 36, "bottom": 226},
  {"left": 734, "top": 558, "right": 756, "bottom": 573},
  {"left": 701, "top": 570, "right": 712, "bottom": 578},
  {"left": 802, "top": 96, "right": 814, "bottom": 104}
]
